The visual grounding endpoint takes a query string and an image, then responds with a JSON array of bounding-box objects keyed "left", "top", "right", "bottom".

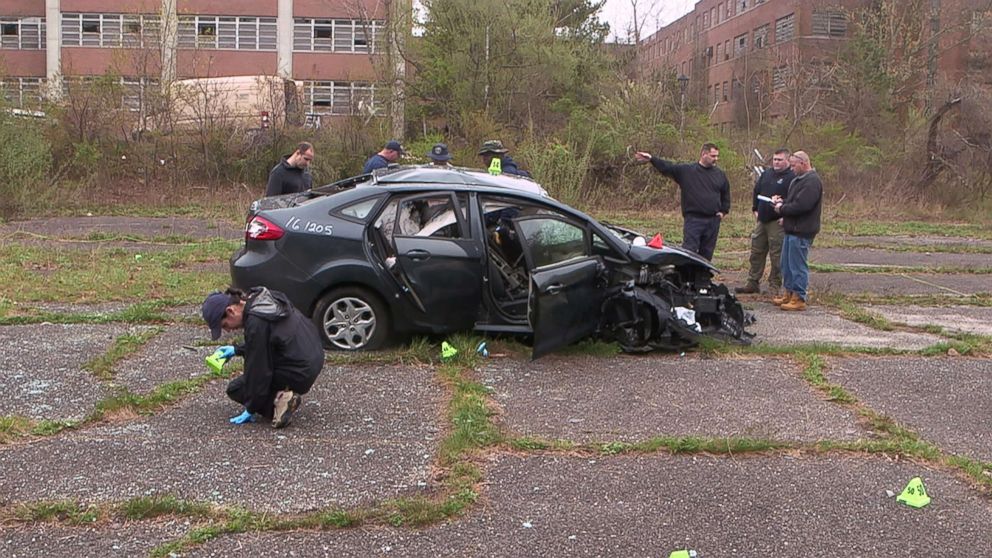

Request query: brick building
[
  {"left": 636, "top": 0, "right": 978, "bottom": 128},
  {"left": 0, "top": 0, "right": 397, "bottom": 119}
]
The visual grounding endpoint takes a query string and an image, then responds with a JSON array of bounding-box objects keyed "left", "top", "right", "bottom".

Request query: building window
[
  {"left": 178, "top": 16, "right": 276, "bottom": 50},
  {"left": 775, "top": 13, "right": 795, "bottom": 43},
  {"left": 0, "top": 17, "right": 46, "bottom": 49},
  {"left": 294, "top": 19, "right": 382, "bottom": 53},
  {"left": 753, "top": 24, "right": 769, "bottom": 48},
  {"left": 303, "top": 81, "right": 377, "bottom": 116},
  {"left": 732, "top": 78, "right": 743, "bottom": 99},
  {"left": 812, "top": 10, "right": 848, "bottom": 37},
  {"left": 736, "top": 1, "right": 747, "bottom": 13},
  {"left": 734, "top": 33, "right": 748, "bottom": 57},
  {"left": 0, "top": 77, "right": 44, "bottom": 109},
  {"left": 722, "top": 81, "right": 728, "bottom": 101},
  {"left": 702, "top": 12, "right": 709, "bottom": 30},
  {"left": 772, "top": 66, "right": 788, "bottom": 91},
  {"left": 717, "top": 4, "right": 724, "bottom": 24},
  {"left": 724, "top": 39, "right": 730, "bottom": 60},
  {"left": 62, "top": 14, "right": 159, "bottom": 48}
]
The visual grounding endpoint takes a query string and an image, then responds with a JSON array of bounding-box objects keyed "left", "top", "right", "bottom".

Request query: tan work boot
[
  {"left": 772, "top": 291, "right": 793, "bottom": 306},
  {"left": 272, "top": 390, "right": 302, "bottom": 429},
  {"left": 781, "top": 296, "right": 807, "bottom": 311}
]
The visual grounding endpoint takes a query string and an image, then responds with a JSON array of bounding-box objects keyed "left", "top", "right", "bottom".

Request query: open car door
[{"left": 513, "top": 216, "right": 605, "bottom": 358}]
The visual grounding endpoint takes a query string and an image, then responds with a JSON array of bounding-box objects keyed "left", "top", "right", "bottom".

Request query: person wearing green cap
[{"left": 478, "top": 139, "right": 531, "bottom": 178}]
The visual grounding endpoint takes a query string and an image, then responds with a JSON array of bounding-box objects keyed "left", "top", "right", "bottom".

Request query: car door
[
  {"left": 513, "top": 216, "right": 605, "bottom": 358},
  {"left": 389, "top": 192, "right": 484, "bottom": 330}
]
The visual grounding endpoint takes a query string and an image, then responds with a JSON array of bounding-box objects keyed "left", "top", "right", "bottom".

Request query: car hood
[{"left": 626, "top": 244, "right": 718, "bottom": 271}]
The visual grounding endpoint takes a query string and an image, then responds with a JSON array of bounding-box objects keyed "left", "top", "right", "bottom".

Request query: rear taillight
[{"left": 245, "top": 216, "right": 284, "bottom": 240}]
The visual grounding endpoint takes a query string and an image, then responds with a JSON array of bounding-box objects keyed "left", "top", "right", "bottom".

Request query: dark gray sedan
[{"left": 231, "top": 166, "right": 753, "bottom": 357}]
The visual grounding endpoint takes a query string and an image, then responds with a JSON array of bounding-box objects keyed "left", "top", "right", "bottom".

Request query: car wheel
[{"left": 313, "top": 287, "right": 391, "bottom": 351}]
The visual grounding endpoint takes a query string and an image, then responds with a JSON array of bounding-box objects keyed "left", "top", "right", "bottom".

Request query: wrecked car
[{"left": 230, "top": 166, "right": 754, "bottom": 358}]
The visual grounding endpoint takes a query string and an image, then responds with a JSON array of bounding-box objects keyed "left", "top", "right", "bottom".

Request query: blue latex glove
[
  {"left": 229, "top": 409, "right": 255, "bottom": 424},
  {"left": 217, "top": 345, "right": 236, "bottom": 360}
]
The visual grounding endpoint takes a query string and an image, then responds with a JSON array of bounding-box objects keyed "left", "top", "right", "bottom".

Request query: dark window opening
[
  {"left": 1, "top": 24, "right": 17, "bottom": 36},
  {"left": 198, "top": 22, "right": 215, "bottom": 36}
]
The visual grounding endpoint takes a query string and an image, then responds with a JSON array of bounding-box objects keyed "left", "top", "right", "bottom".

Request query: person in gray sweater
[{"left": 772, "top": 151, "right": 822, "bottom": 311}]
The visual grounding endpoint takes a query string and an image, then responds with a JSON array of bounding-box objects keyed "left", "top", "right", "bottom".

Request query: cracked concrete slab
[
  {"left": 826, "top": 357, "right": 992, "bottom": 462},
  {"left": 728, "top": 269, "right": 990, "bottom": 297},
  {"left": 0, "top": 520, "right": 193, "bottom": 558},
  {"left": 868, "top": 305, "right": 992, "bottom": 336},
  {"left": 0, "top": 323, "right": 155, "bottom": 421},
  {"left": 480, "top": 354, "right": 862, "bottom": 443},
  {"left": 748, "top": 302, "right": 943, "bottom": 350},
  {"left": 0, "top": 363, "right": 443, "bottom": 513},
  {"left": 188, "top": 454, "right": 992, "bottom": 557},
  {"left": 810, "top": 247, "right": 992, "bottom": 269}
]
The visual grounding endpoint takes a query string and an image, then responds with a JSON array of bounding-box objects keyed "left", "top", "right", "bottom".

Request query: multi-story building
[
  {"left": 0, "top": 0, "right": 395, "bottom": 120},
  {"left": 637, "top": 0, "right": 976, "bottom": 128}
]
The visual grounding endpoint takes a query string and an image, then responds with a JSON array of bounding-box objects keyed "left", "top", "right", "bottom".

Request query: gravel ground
[
  {"left": 111, "top": 324, "right": 213, "bottom": 394},
  {"left": 480, "top": 354, "right": 862, "bottom": 443},
  {"left": 0, "top": 520, "right": 194, "bottom": 558},
  {"left": 868, "top": 305, "right": 992, "bottom": 336},
  {"left": 747, "top": 302, "right": 943, "bottom": 350},
  {"left": 1, "top": 323, "right": 155, "bottom": 421},
  {"left": 826, "top": 356, "right": 992, "bottom": 462},
  {"left": 0, "top": 363, "right": 444, "bottom": 513},
  {"left": 188, "top": 453, "right": 992, "bottom": 557}
]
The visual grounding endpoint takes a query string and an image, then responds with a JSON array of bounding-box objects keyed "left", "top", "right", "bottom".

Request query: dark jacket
[
  {"left": 649, "top": 156, "right": 730, "bottom": 217},
  {"left": 234, "top": 287, "right": 324, "bottom": 414},
  {"left": 499, "top": 155, "right": 531, "bottom": 178},
  {"left": 362, "top": 153, "right": 390, "bottom": 174},
  {"left": 779, "top": 170, "right": 823, "bottom": 240},
  {"left": 265, "top": 157, "right": 312, "bottom": 197},
  {"left": 753, "top": 167, "right": 795, "bottom": 223}
]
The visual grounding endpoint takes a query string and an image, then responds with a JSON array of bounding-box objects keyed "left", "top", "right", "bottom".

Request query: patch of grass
[
  {"left": 439, "top": 361, "right": 502, "bottom": 463},
  {"left": 121, "top": 495, "right": 217, "bottom": 520},
  {"left": 595, "top": 436, "right": 791, "bottom": 455},
  {"left": 0, "top": 416, "right": 77, "bottom": 444},
  {"left": 89, "top": 365, "right": 233, "bottom": 421},
  {"left": 819, "top": 292, "right": 992, "bottom": 308},
  {"left": 14, "top": 501, "right": 102, "bottom": 524},
  {"left": 508, "top": 437, "right": 578, "bottom": 451},
  {"left": 816, "top": 236, "right": 992, "bottom": 254},
  {"left": 150, "top": 524, "right": 227, "bottom": 558},
  {"left": 84, "top": 327, "right": 163, "bottom": 380},
  {"left": 830, "top": 301, "right": 894, "bottom": 331},
  {"left": 0, "top": 242, "right": 236, "bottom": 305},
  {"left": 798, "top": 353, "right": 857, "bottom": 404}
]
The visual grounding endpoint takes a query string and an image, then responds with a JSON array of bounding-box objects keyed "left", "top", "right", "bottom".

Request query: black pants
[
  {"left": 682, "top": 215, "right": 721, "bottom": 261},
  {"left": 226, "top": 375, "right": 309, "bottom": 419}
]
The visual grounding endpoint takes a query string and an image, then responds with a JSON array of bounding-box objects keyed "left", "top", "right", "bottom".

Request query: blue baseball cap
[
  {"left": 202, "top": 291, "right": 236, "bottom": 340},
  {"left": 428, "top": 143, "right": 452, "bottom": 161},
  {"left": 385, "top": 140, "right": 404, "bottom": 153}
]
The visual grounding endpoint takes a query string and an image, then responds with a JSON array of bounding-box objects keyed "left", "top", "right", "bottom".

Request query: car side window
[
  {"left": 337, "top": 196, "right": 381, "bottom": 221},
  {"left": 395, "top": 194, "right": 466, "bottom": 239},
  {"left": 516, "top": 217, "right": 588, "bottom": 269}
]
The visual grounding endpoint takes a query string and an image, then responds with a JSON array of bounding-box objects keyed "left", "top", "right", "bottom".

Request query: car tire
[{"left": 312, "top": 287, "right": 391, "bottom": 351}]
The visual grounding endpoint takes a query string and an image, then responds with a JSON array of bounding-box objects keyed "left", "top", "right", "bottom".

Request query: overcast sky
[{"left": 599, "top": 0, "right": 695, "bottom": 42}]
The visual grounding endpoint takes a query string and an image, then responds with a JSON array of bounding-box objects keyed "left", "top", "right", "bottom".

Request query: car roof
[{"left": 362, "top": 165, "right": 549, "bottom": 197}]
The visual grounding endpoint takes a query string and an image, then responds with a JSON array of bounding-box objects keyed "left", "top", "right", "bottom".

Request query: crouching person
[{"left": 201, "top": 287, "right": 324, "bottom": 428}]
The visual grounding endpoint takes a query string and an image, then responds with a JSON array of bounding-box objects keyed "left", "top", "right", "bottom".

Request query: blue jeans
[{"left": 781, "top": 234, "right": 812, "bottom": 301}]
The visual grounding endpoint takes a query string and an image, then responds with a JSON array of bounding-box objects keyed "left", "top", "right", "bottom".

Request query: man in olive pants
[{"left": 737, "top": 149, "right": 795, "bottom": 295}]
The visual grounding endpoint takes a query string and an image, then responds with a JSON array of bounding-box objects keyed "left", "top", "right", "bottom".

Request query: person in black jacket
[
  {"left": 265, "top": 142, "right": 314, "bottom": 197},
  {"left": 635, "top": 143, "right": 731, "bottom": 261},
  {"left": 201, "top": 287, "right": 325, "bottom": 428},
  {"left": 772, "top": 151, "right": 823, "bottom": 311},
  {"left": 736, "top": 149, "right": 795, "bottom": 294}
]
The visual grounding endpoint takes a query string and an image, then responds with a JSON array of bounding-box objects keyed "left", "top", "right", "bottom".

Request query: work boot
[
  {"left": 272, "top": 390, "right": 302, "bottom": 429},
  {"left": 772, "top": 291, "right": 793, "bottom": 306},
  {"left": 734, "top": 282, "right": 761, "bottom": 294},
  {"left": 780, "top": 296, "right": 807, "bottom": 311}
]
